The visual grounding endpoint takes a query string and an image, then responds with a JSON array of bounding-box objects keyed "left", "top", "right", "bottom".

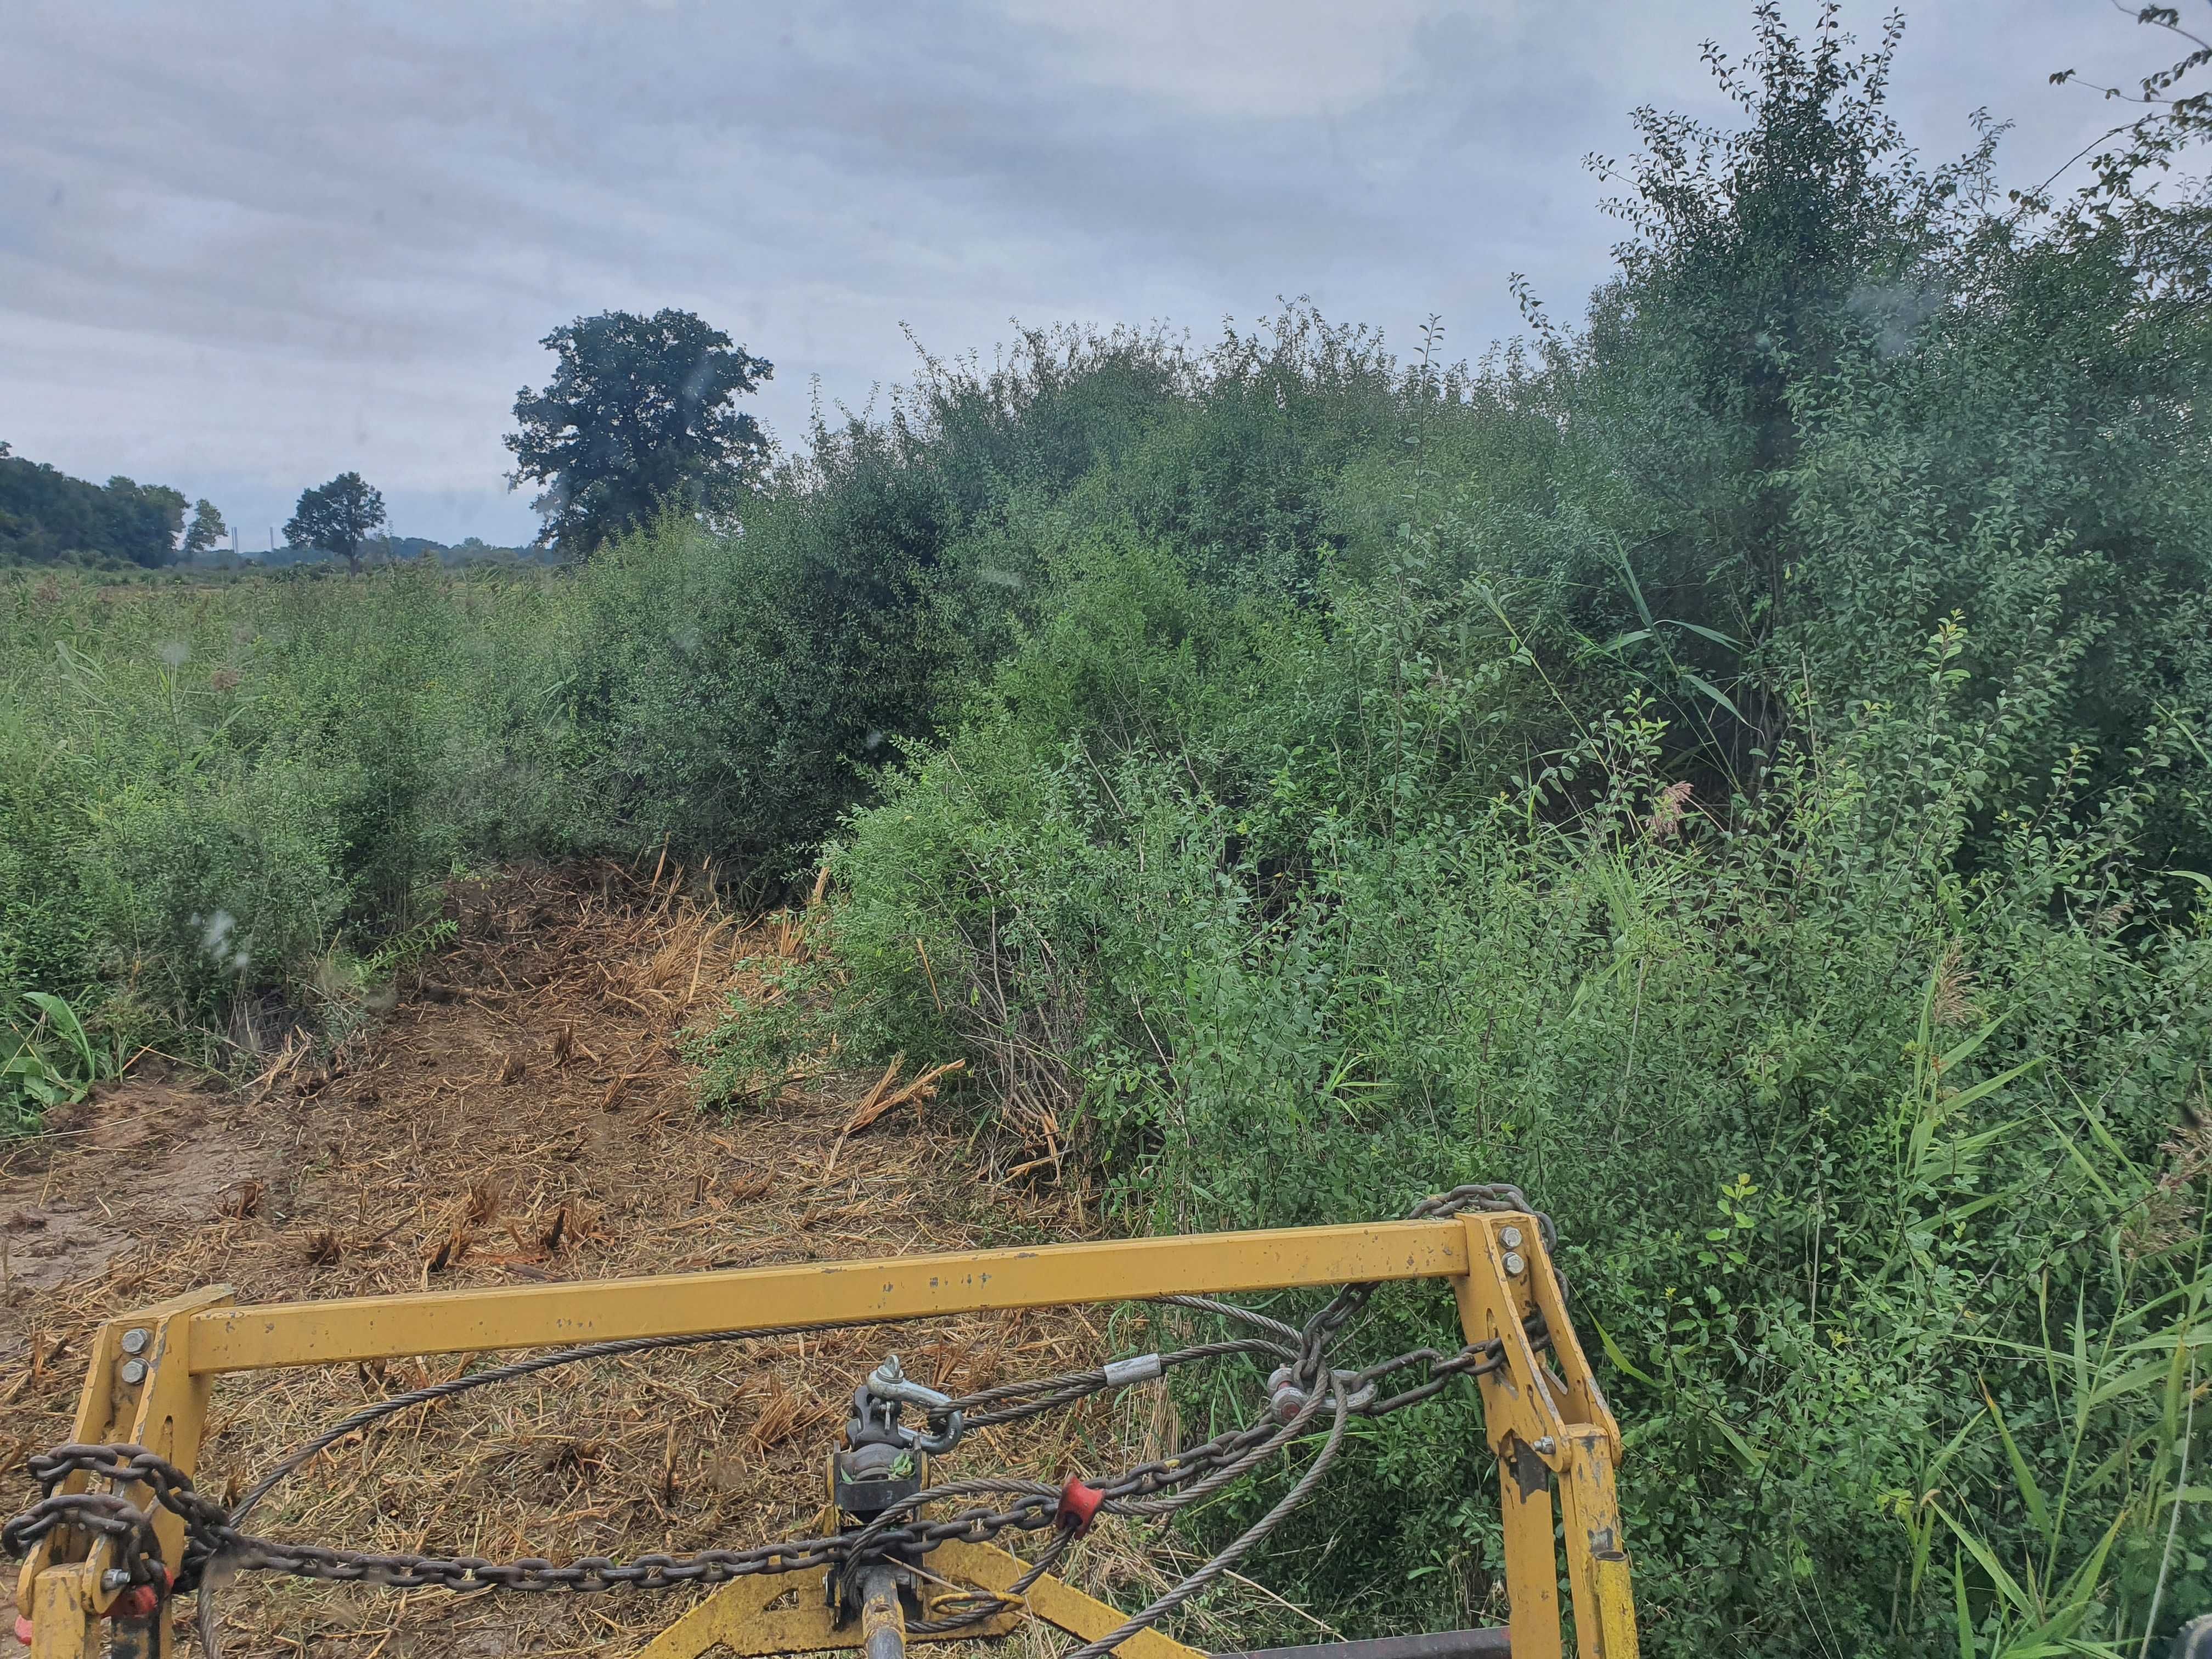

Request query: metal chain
[{"left": 3, "top": 1186, "right": 1554, "bottom": 1647}]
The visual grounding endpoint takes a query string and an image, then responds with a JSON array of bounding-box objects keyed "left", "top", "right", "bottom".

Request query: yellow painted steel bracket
[{"left": 13, "top": 1215, "right": 1637, "bottom": 1658}]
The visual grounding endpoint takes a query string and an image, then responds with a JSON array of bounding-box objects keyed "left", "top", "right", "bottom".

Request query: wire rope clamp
[
  {"left": 1102, "top": 1352, "right": 1162, "bottom": 1387},
  {"left": 1054, "top": 1476, "right": 1105, "bottom": 1537}
]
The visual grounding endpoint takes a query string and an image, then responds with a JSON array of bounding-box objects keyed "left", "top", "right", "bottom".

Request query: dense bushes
[
  {"left": 816, "top": 12, "right": 2212, "bottom": 1653},
  {"left": 833, "top": 569, "right": 2211, "bottom": 1649}
]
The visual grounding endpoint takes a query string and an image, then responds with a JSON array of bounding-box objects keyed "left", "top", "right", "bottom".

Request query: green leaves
[
  {"left": 1984, "top": 1385, "right": 2052, "bottom": 1537},
  {"left": 2, "top": 989, "right": 105, "bottom": 1129},
  {"left": 831, "top": 563, "right": 2212, "bottom": 1650},
  {"left": 682, "top": 950, "right": 837, "bottom": 1111}
]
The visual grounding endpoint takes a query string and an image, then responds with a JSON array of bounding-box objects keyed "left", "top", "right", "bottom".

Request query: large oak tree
[{"left": 505, "top": 309, "right": 772, "bottom": 557}]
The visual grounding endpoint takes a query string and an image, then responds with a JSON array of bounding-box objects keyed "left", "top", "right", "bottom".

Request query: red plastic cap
[
  {"left": 111, "top": 1583, "right": 160, "bottom": 1618},
  {"left": 103, "top": 1564, "right": 172, "bottom": 1620},
  {"left": 16, "top": 1615, "right": 35, "bottom": 1646},
  {"left": 1055, "top": 1475, "right": 1106, "bottom": 1536}
]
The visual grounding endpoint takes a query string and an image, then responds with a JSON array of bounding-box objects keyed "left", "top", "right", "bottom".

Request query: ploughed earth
[{"left": 0, "top": 866, "right": 1269, "bottom": 1658}]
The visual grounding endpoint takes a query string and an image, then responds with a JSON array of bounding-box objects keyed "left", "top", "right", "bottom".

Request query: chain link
[{"left": 4, "top": 1187, "right": 1555, "bottom": 1623}]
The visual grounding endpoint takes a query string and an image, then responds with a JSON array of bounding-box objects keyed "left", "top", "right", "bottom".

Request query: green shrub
[
  {"left": 684, "top": 951, "right": 837, "bottom": 1109},
  {"left": 837, "top": 579, "right": 2212, "bottom": 1652}
]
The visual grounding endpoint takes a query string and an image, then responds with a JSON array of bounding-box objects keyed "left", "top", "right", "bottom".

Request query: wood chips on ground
[{"left": 0, "top": 864, "right": 1208, "bottom": 1658}]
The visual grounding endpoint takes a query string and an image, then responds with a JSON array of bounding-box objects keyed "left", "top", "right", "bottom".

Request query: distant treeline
[
  {"left": 0, "top": 447, "right": 186, "bottom": 568},
  {"left": 0, "top": 444, "right": 540, "bottom": 570}
]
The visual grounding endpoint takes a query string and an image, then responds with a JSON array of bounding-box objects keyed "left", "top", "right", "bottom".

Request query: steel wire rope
[
  {"left": 3, "top": 1185, "right": 1556, "bottom": 1659},
  {"left": 1062, "top": 1378, "right": 1353, "bottom": 1659}
]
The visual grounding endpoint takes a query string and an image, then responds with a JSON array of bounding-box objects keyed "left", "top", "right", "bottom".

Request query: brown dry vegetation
[{"left": 0, "top": 866, "right": 1265, "bottom": 1658}]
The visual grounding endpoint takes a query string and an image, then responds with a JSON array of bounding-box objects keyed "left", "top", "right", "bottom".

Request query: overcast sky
[{"left": 0, "top": 1, "right": 2174, "bottom": 548}]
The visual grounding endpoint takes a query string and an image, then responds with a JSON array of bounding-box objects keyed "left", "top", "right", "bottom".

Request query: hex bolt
[
  {"left": 102, "top": 1568, "right": 131, "bottom": 1591},
  {"left": 1502, "top": 1251, "right": 1526, "bottom": 1277},
  {"left": 1533, "top": 1436, "right": 1557, "bottom": 1456},
  {"left": 120, "top": 1328, "right": 150, "bottom": 1356},
  {"left": 120, "top": 1358, "right": 148, "bottom": 1386},
  {"left": 1500, "top": 1225, "right": 1523, "bottom": 1250}
]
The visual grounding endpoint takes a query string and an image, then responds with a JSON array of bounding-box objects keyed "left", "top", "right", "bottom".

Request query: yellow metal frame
[
  {"left": 631, "top": 1539, "right": 1195, "bottom": 1659},
  {"left": 17, "top": 1215, "right": 1637, "bottom": 1658}
]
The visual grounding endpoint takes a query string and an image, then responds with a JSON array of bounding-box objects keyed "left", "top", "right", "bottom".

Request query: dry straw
[{"left": 0, "top": 863, "right": 1250, "bottom": 1655}]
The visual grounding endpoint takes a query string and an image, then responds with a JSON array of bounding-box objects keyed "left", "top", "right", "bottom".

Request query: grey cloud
[{"left": 0, "top": 0, "right": 2177, "bottom": 545}]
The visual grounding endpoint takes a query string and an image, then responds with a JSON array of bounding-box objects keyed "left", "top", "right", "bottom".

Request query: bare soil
[
  {"left": 1, "top": 865, "right": 1195, "bottom": 1657},
  {"left": 1, "top": 1083, "right": 278, "bottom": 1299}
]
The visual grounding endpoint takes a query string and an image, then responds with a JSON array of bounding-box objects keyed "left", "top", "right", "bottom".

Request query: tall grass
[{"left": 0, "top": 563, "right": 583, "bottom": 1065}]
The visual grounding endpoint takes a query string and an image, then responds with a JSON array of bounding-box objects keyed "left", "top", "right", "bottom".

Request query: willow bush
[{"left": 821, "top": 12, "right": 2212, "bottom": 1651}]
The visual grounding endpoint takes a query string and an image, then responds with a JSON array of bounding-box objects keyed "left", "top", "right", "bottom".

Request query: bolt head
[
  {"left": 1533, "top": 1436, "right": 1557, "bottom": 1456},
  {"left": 120, "top": 1358, "right": 148, "bottom": 1386},
  {"left": 1500, "top": 1225, "right": 1523, "bottom": 1250},
  {"left": 121, "top": 1328, "right": 150, "bottom": 1355},
  {"left": 1502, "top": 1251, "right": 1526, "bottom": 1277},
  {"left": 102, "top": 1568, "right": 131, "bottom": 1591}
]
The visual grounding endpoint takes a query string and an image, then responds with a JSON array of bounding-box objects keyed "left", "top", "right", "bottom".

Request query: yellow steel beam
[
  {"left": 15, "top": 1320, "right": 123, "bottom": 1626},
  {"left": 26, "top": 1566, "right": 98, "bottom": 1659},
  {"left": 634, "top": 1563, "right": 1030, "bottom": 1659},
  {"left": 1556, "top": 1431, "right": 1639, "bottom": 1659},
  {"left": 636, "top": 1569, "right": 815, "bottom": 1659},
  {"left": 110, "top": 1286, "right": 231, "bottom": 1658},
  {"left": 937, "top": 1540, "right": 1205, "bottom": 1659},
  {"left": 1494, "top": 1457, "right": 1562, "bottom": 1659},
  {"left": 1452, "top": 1214, "right": 1638, "bottom": 1659},
  {"left": 19, "top": 1286, "right": 232, "bottom": 1659},
  {"left": 186, "top": 1219, "right": 1470, "bottom": 1373},
  {"left": 23, "top": 1211, "right": 1635, "bottom": 1659},
  {"left": 635, "top": 1542, "right": 1207, "bottom": 1659}
]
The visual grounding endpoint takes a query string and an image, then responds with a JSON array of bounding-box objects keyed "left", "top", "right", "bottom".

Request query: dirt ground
[{"left": 0, "top": 865, "right": 1238, "bottom": 1658}]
